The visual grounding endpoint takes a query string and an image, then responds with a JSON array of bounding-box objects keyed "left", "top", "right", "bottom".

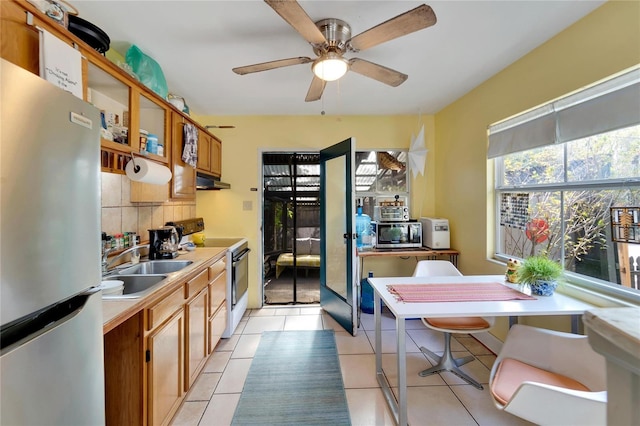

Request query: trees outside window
[{"left": 496, "top": 125, "right": 640, "bottom": 293}]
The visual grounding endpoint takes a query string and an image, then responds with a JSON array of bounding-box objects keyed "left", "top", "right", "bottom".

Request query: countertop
[
  {"left": 102, "top": 246, "right": 227, "bottom": 334},
  {"left": 583, "top": 307, "right": 640, "bottom": 425},
  {"left": 583, "top": 307, "right": 640, "bottom": 371}
]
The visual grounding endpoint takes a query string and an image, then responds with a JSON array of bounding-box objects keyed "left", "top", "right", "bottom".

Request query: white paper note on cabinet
[{"left": 39, "top": 28, "right": 83, "bottom": 99}]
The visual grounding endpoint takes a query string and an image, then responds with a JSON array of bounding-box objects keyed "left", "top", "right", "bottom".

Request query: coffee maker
[{"left": 148, "top": 226, "right": 181, "bottom": 259}]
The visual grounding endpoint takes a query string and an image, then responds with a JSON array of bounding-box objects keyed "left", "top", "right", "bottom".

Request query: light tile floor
[{"left": 171, "top": 306, "right": 533, "bottom": 426}]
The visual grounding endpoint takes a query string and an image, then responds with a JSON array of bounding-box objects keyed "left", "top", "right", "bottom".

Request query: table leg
[
  {"left": 509, "top": 316, "right": 518, "bottom": 328},
  {"left": 374, "top": 292, "right": 382, "bottom": 373},
  {"left": 396, "top": 317, "right": 408, "bottom": 426},
  {"left": 375, "top": 292, "right": 402, "bottom": 425}
]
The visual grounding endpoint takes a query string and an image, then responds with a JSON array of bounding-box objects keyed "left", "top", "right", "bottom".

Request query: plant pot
[{"left": 530, "top": 279, "right": 558, "bottom": 296}]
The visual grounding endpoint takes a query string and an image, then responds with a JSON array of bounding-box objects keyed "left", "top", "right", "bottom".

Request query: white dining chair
[
  {"left": 412, "top": 260, "right": 494, "bottom": 389},
  {"left": 489, "top": 324, "right": 607, "bottom": 425}
]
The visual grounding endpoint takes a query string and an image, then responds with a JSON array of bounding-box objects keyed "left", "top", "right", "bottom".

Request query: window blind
[{"left": 488, "top": 67, "right": 640, "bottom": 159}]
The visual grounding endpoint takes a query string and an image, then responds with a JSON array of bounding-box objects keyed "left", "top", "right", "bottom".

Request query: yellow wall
[
  {"left": 434, "top": 0, "right": 640, "bottom": 335},
  {"left": 194, "top": 1, "right": 640, "bottom": 315},
  {"left": 193, "top": 115, "right": 436, "bottom": 307}
]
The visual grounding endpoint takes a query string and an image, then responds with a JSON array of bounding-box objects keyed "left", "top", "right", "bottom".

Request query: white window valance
[{"left": 488, "top": 67, "right": 640, "bottom": 159}]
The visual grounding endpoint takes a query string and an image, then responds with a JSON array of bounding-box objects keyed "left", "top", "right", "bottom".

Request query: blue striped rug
[{"left": 231, "top": 330, "right": 351, "bottom": 425}]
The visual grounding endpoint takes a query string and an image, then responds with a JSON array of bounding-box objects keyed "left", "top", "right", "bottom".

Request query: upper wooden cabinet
[
  {"left": 87, "top": 58, "right": 170, "bottom": 166},
  {"left": 1, "top": 0, "right": 55, "bottom": 74},
  {"left": 197, "top": 131, "right": 222, "bottom": 178},
  {"left": 171, "top": 112, "right": 196, "bottom": 200},
  {"left": 2, "top": 0, "right": 222, "bottom": 199},
  {"left": 196, "top": 130, "right": 211, "bottom": 172},
  {"left": 210, "top": 137, "right": 222, "bottom": 177}
]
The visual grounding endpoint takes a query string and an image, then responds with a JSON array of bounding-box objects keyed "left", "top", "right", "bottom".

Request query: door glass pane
[{"left": 325, "top": 155, "right": 347, "bottom": 298}]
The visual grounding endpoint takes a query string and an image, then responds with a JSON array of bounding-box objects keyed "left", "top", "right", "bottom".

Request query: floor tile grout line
[{"left": 177, "top": 308, "right": 499, "bottom": 426}]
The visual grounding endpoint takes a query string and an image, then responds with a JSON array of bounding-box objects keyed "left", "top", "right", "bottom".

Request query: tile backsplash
[{"left": 101, "top": 172, "right": 195, "bottom": 239}]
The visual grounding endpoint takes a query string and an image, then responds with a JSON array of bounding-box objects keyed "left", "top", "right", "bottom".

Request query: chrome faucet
[
  {"left": 101, "top": 247, "right": 116, "bottom": 274},
  {"left": 102, "top": 244, "right": 149, "bottom": 274}
]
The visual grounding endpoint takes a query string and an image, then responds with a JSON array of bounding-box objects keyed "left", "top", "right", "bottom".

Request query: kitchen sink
[
  {"left": 101, "top": 274, "right": 167, "bottom": 299},
  {"left": 117, "top": 260, "right": 193, "bottom": 275}
]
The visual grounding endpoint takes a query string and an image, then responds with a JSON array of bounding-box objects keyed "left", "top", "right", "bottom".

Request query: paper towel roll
[{"left": 125, "top": 157, "right": 172, "bottom": 185}]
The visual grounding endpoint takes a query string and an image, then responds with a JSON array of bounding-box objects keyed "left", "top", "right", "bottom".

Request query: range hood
[{"left": 196, "top": 172, "right": 231, "bottom": 190}]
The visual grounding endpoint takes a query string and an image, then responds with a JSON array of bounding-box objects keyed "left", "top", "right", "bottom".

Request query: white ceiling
[{"left": 72, "top": 0, "right": 605, "bottom": 116}]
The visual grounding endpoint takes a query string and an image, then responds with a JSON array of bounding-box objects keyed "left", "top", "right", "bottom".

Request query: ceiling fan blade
[
  {"left": 305, "top": 76, "right": 326, "bottom": 102},
  {"left": 349, "top": 58, "right": 408, "bottom": 87},
  {"left": 205, "top": 125, "right": 236, "bottom": 129},
  {"left": 348, "top": 4, "right": 437, "bottom": 52},
  {"left": 232, "top": 57, "right": 313, "bottom": 75},
  {"left": 265, "top": 0, "right": 327, "bottom": 46}
]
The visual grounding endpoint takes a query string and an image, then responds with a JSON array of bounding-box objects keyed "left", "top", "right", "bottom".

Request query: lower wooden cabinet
[
  {"left": 148, "top": 309, "right": 184, "bottom": 426},
  {"left": 208, "top": 259, "right": 227, "bottom": 353},
  {"left": 103, "top": 255, "right": 229, "bottom": 426},
  {"left": 209, "top": 301, "right": 227, "bottom": 354},
  {"left": 186, "top": 286, "right": 208, "bottom": 389}
]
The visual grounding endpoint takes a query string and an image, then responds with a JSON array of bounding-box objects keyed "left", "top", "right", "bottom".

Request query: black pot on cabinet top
[{"left": 68, "top": 15, "right": 110, "bottom": 54}]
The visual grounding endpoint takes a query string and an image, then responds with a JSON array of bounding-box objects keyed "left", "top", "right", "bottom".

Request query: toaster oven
[
  {"left": 374, "top": 221, "right": 422, "bottom": 248},
  {"left": 373, "top": 205, "right": 410, "bottom": 222}
]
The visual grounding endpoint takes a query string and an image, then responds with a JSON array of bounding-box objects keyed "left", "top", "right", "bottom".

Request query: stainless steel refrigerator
[{"left": 0, "top": 59, "right": 105, "bottom": 425}]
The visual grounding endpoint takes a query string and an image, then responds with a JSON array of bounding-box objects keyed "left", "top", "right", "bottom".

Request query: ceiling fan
[{"left": 232, "top": 0, "right": 437, "bottom": 102}]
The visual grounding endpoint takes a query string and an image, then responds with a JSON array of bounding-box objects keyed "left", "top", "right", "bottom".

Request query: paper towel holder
[
  {"left": 126, "top": 151, "right": 172, "bottom": 185},
  {"left": 129, "top": 151, "right": 143, "bottom": 173}
]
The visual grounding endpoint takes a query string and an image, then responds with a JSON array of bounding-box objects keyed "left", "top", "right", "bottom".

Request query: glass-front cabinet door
[{"left": 87, "top": 60, "right": 169, "bottom": 173}]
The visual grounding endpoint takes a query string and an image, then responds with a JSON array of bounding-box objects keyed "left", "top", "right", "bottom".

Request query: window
[
  {"left": 355, "top": 150, "right": 409, "bottom": 217},
  {"left": 490, "top": 67, "right": 640, "bottom": 298}
]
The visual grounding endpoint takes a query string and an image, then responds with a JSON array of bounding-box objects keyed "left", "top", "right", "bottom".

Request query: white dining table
[{"left": 368, "top": 275, "right": 596, "bottom": 426}]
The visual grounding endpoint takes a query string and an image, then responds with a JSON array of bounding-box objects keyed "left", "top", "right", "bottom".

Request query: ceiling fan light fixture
[{"left": 312, "top": 53, "right": 348, "bottom": 81}]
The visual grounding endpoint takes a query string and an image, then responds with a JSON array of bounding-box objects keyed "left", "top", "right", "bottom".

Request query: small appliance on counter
[
  {"left": 148, "top": 226, "right": 181, "bottom": 259},
  {"left": 373, "top": 195, "right": 410, "bottom": 222},
  {"left": 375, "top": 221, "right": 422, "bottom": 248},
  {"left": 419, "top": 217, "right": 451, "bottom": 249}
]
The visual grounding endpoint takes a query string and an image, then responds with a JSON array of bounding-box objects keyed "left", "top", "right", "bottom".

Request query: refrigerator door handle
[{"left": 0, "top": 291, "right": 96, "bottom": 355}]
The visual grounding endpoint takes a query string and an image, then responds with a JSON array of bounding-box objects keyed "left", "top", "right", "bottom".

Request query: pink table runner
[{"left": 387, "top": 282, "right": 536, "bottom": 303}]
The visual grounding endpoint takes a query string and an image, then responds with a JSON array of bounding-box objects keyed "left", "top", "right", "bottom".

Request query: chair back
[{"left": 412, "top": 260, "right": 462, "bottom": 277}]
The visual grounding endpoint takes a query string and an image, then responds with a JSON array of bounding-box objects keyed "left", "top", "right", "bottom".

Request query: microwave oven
[
  {"left": 374, "top": 221, "right": 422, "bottom": 248},
  {"left": 373, "top": 205, "right": 410, "bottom": 222}
]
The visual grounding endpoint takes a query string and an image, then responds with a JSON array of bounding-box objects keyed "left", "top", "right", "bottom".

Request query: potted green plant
[{"left": 517, "top": 255, "right": 563, "bottom": 296}]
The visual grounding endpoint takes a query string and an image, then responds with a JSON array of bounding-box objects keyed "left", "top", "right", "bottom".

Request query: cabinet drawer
[
  {"left": 186, "top": 269, "right": 208, "bottom": 299},
  {"left": 148, "top": 287, "right": 184, "bottom": 330},
  {"left": 209, "top": 302, "right": 227, "bottom": 354},
  {"left": 208, "top": 259, "right": 226, "bottom": 281},
  {"left": 209, "top": 271, "right": 226, "bottom": 313}
]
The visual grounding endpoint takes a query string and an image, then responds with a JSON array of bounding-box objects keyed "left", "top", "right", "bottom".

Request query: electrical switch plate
[{"left": 243, "top": 201, "right": 252, "bottom": 211}]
